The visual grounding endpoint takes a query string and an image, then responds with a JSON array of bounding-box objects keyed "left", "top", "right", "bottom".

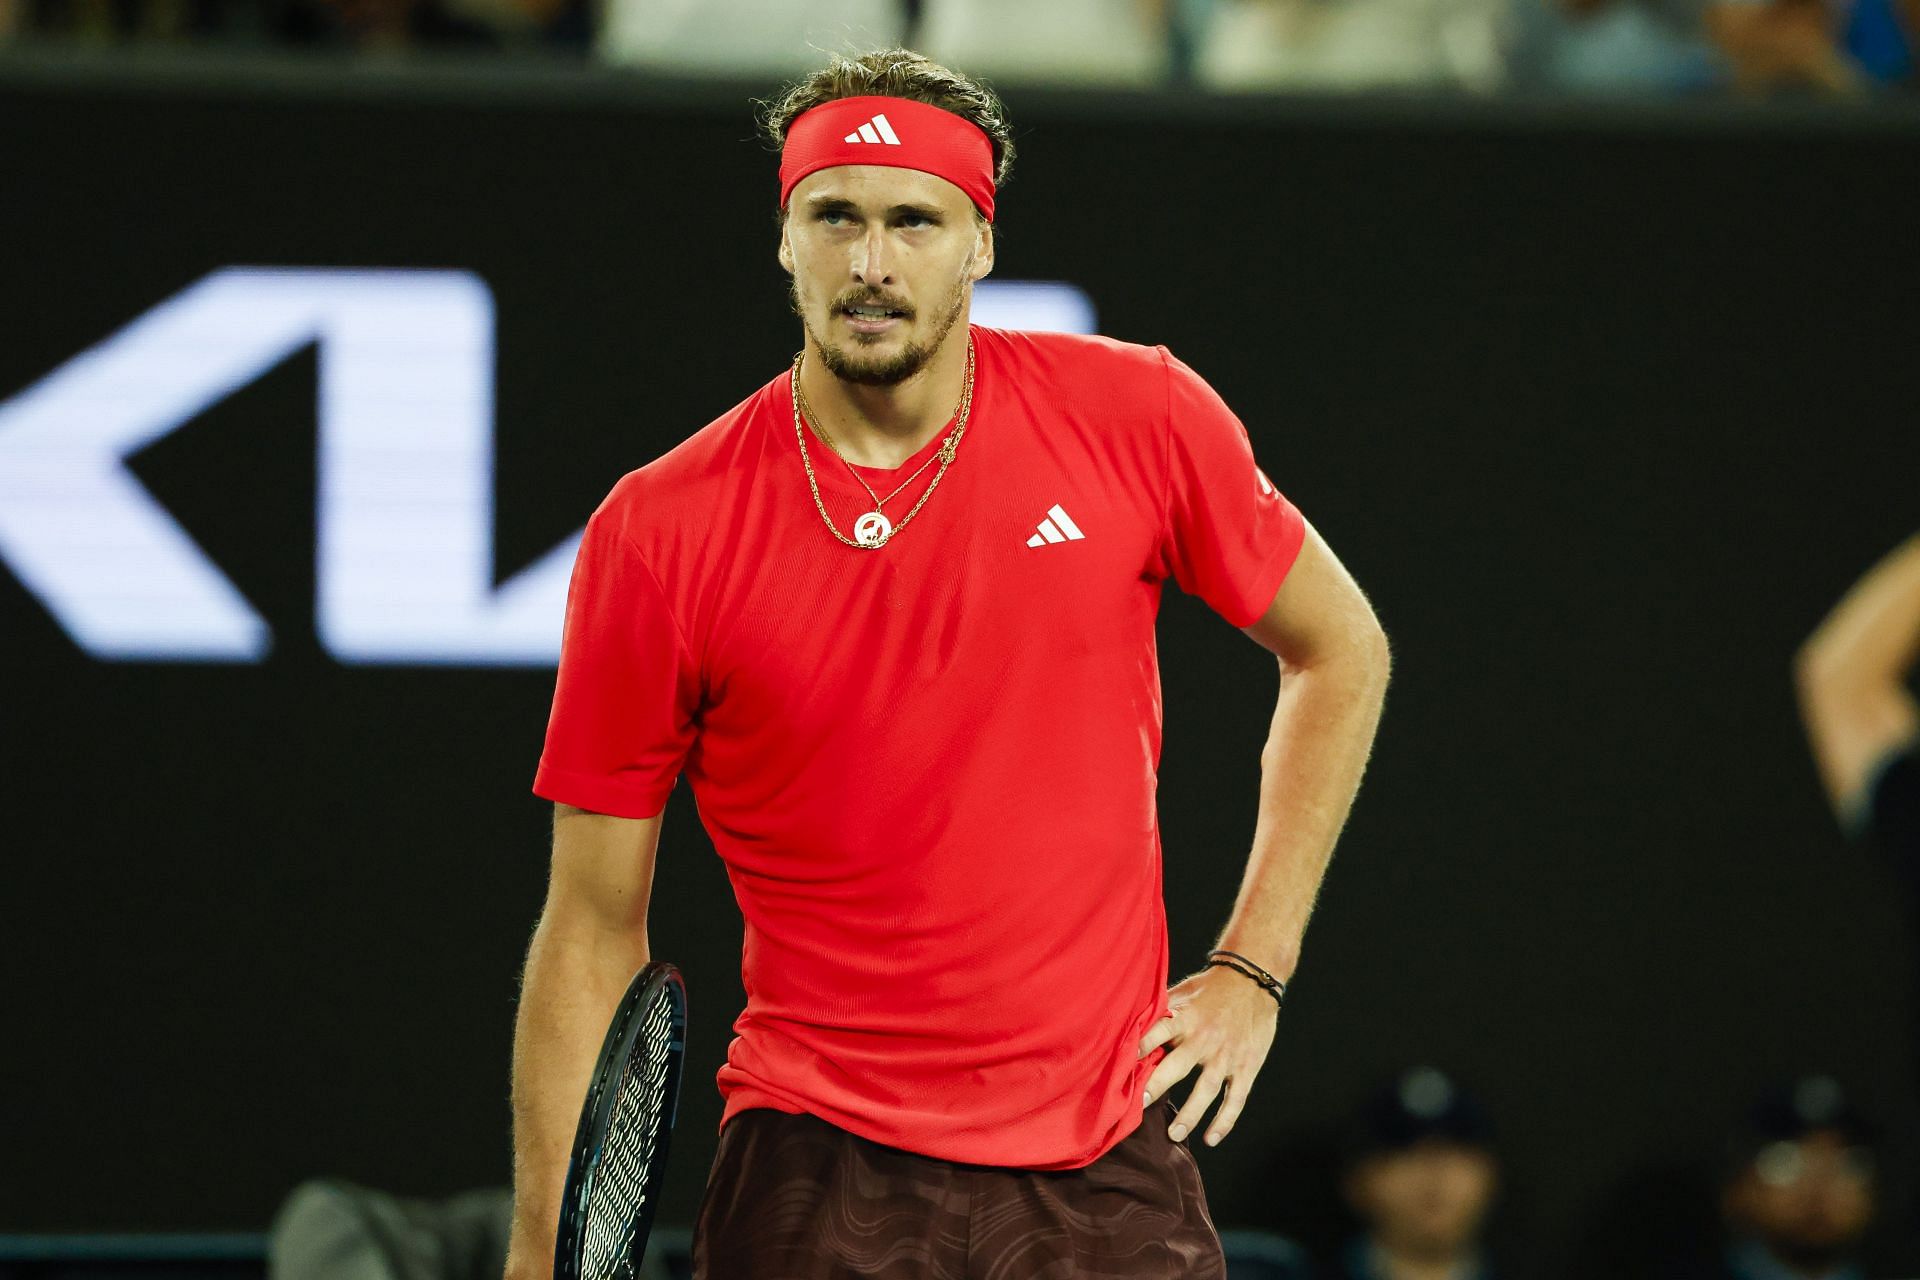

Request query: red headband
[{"left": 779, "top": 95, "right": 997, "bottom": 222}]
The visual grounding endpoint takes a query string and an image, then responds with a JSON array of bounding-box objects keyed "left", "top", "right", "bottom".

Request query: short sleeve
[
  {"left": 532, "top": 510, "right": 700, "bottom": 819},
  {"left": 1156, "top": 348, "right": 1307, "bottom": 627}
]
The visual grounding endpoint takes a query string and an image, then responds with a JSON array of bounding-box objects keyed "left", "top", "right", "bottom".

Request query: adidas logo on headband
[
  {"left": 780, "top": 96, "right": 995, "bottom": 219},
  {"left": 842, "top": 113, "right": 902, "bottom": 146}
]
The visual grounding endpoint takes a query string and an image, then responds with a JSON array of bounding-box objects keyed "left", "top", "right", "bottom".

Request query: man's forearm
[
  {"left": 504, "top": 913, "right": 652, "bottom": 1278},
  {"left": 1215, "top": 639, "right": 1389, "bottom": 983}
]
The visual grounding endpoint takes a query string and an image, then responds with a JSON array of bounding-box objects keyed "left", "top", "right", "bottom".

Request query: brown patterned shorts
[{"left": 690, "top": 1099, "right": 1226, "bottom": 1279}]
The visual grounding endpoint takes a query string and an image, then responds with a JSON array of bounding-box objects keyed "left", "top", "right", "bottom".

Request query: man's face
[
  {"left": 1347, "top": 1142, "right": 1498, "bottom": 1260},
  {"left": 1727, "top": 1131, "right": 1875, "bottom": 1268},
  {"left": 780, "top": 164, "right": 993, "bottom": 387}
]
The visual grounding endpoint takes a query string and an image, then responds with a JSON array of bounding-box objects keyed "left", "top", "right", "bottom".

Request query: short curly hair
[{"left": 758, "top": 48, "right": 1016, "bottom": 197}]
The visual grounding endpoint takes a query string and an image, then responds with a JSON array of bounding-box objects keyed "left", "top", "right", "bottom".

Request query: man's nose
[{"left": 851, "top": 228, "right": 894, "bottom": 286}]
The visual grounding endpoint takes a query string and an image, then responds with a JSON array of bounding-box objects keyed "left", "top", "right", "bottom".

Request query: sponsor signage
[{"left": 0, "top": 269, "right": 1093, "bottom": 666}]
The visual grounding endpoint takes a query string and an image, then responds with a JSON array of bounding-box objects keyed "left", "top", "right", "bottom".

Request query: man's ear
[
  {"left": 778, "top": 219, "right": 794, "bottom": 274},
  {"left": 970, "top": 221, "right": 995, "bottom": 282}
]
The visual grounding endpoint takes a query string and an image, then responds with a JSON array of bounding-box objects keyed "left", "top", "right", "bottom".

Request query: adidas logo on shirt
[
  {"left": 1025, "top": 504, "right": 1086, "bottom": 548},
  {"left": 843, "top": 113, "right": 903, "bottom": 146}
]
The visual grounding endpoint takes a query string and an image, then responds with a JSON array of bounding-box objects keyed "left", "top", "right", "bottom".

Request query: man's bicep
[
  {"left": 544, "top": 803, "right": 664, "bottom": 937},
  {"left": 1240, "top": 522, "right": 1386, "bottom": 671}
]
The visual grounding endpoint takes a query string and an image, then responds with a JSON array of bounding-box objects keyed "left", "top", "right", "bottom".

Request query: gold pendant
[{"left": 853, "top": 511, "right": 892, "bottom": 548}]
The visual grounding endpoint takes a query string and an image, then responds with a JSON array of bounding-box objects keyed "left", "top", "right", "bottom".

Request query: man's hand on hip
[{"left": 1136, "top": 965, "right": 1279, "bottom": 1147}]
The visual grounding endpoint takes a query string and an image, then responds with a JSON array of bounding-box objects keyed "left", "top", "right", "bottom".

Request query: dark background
[{"left": 4, "top": 64, "right": 1918, "bottom": 1273}]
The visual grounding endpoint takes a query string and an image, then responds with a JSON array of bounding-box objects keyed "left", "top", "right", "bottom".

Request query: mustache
[{"left": 832, "top": 288, "right": 914, "bottom": 316}]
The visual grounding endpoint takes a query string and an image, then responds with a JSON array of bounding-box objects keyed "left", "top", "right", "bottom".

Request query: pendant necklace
[{"left": 791, "top": 338, "right": 976, "bottom": 550}]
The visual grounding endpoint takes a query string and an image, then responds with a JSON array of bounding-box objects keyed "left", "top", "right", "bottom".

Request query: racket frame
[{"left": 552, "top": 960, "right": 687, "bottom": 1280}]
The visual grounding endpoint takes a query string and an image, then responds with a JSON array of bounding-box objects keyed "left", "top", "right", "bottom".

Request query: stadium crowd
[
  {"left": 1233, "top": 1065, "right": 1894, "bottom": 1280},
  {"left": 0, "top": 0, "right": 1912, "bottom": 96}
]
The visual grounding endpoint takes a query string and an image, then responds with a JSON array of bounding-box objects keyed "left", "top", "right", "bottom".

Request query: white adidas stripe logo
[
  {"left": 1026, "top": 504, "right": 1086, "bottom": 548},
  {"left": 842, "top": 113, "right": 902, "bottom": 146}
]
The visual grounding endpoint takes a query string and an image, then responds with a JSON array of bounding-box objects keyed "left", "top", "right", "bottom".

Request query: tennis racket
[{"left": 553, "top": 961, "right": 687, "bottom": 1280}]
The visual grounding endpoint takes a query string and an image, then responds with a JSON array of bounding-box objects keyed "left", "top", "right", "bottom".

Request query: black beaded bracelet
[{"left": 1205, "top": 949, "right": 1286, "bottom": 1011}]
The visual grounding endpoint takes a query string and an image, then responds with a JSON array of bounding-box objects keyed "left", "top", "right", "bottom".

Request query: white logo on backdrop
[{"left": 0, "top": 268, "right": 1095, "bottom": 666}]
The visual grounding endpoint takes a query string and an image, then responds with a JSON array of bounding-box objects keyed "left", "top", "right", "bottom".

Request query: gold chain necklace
[
  {"left": 799, "top": 377, "right": 951, "bottom": 513},
  {"left": 791, "top": 338, "right": 975, "bottom": 550}
]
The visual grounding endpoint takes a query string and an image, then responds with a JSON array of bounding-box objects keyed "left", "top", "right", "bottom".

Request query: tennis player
[{"left": 507, "top": 49, "right": 1391, "bottom": 1279}]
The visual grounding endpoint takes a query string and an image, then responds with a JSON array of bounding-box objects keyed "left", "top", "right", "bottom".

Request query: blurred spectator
[
  {"left": 1193, "top": 0, "right": 1510, "bottom": 92},
  {"left": 0, "top": 0, "right": 203, "bottom": 41},
  {"left": 1703, "top": 0, "right": 1864, "bottom": 90},
  {"left": 0, "top": 0, "right": 585, "bottom": 50},
  {"left": 919, "top": 0, "right": 1172, "bottom": 86},
  {"left": 1507, "top": 0, "right": 1729, "bottom": 93},
  {"left": 1687, "top": 1077, "right": 1879, "bottom": 1280},
  {"left": 1705, "top": 0, "right": 1913, "bottom": 93},
  {"left": 270, "top": 0, "right": 503, "bottom": 52},
  {"left": 1798, "top": 534, "right": 1920, "bottom": 1118},
  {"left": 1336, "top": 1067, "right": 1502, "bottom": 1280},
  {"left": 1798, "top": 533, "right": 1920, "bottom": 861},
  {"left": 596, "top": 0, "right": 905, "bottom": 75}
]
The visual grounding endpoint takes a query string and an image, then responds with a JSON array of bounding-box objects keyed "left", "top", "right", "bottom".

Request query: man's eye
[
  {"left": 900, "top": 214, "right": 933, "bottom": 229},
  {"left": 819, "top": 210, "right": 851, "bottom": 226}
]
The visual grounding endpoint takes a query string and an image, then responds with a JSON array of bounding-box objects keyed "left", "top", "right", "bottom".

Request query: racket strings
[{"left": 579, "top": 992, "right": 679, "bottom": 1280}]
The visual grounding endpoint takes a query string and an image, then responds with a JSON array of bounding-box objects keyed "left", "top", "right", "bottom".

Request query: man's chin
[{"left": 818, "top": 337, "right": 929, "bottom": 387}]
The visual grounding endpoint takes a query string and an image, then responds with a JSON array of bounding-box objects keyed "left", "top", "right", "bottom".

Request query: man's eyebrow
[{"left": 801, "top": 194, "right": 945, "bottom": 220}]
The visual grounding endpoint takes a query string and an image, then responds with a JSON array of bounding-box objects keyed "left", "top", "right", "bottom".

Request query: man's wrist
[
  {"left": 1210, "top": 938, "right": 1298, "bottom": 984},
  {"left": 1204, "top": 950, "right": 1287, "bottom": 1011}
]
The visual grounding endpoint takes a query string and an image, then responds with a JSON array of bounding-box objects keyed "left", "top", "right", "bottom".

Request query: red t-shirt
[{"left": 533, "top": 327, "right": 1305, "bottom": 1170}]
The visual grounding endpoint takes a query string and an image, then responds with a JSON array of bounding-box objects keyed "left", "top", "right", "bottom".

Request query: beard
[{"left": 792, "top": 267, "right": 971, "bottom": 387}]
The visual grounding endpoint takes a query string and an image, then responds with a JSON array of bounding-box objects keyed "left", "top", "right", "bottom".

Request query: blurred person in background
[
  {"left": 272, "top": 0, "right": 590, "bottom": 53},
  {"left": 0, "top": 0, "right": 214, "bottom": 41},
  {"left": 1798, "top": 534, "right": 1920, "bottom": 1125},
  {"left": 1506, "top": 0, "right": 1729, "bottom": 93},
  {"left": 0, "top": 0, "right": 586, "bottom": 49},
  {"left": 1688, "top": 1077, "right": 1879, "bottom": 1280},
  {"left": 1798, "top": 534, "right": 1920, "bottom": 871},
  {"left": 595, "top": 0, "right": 905, "bottom": 75},
  {"left": 270, "top": 0, "right": 501, "bottom": 50},
  {"left": 915, "top": 0, "right": 1173, "bottom": 86},
  {"left": 597, "top": 0, "right": 1174, "bottom": 86},
  {"left": 1336, "top": 1067, "right": 1501, "bottom": 1280},
  {"left": 1702, "top": 0, "right": 1912, "bottom": 92},
  {"left": 1192, "top": 0, "right": 1511, "bottom": 92}
]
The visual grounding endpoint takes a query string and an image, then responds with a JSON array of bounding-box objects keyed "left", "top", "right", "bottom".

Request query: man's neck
[{"left": 797, "top": 326, "right": 971, "bottom": 469}]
